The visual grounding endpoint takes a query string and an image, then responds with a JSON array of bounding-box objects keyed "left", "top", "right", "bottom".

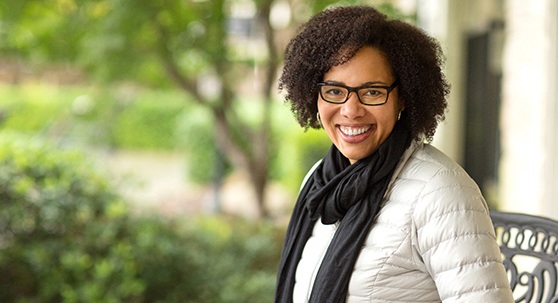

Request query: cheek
[
  {"left": 317, "top": 100, "right": 333, "bottom": 121},
  {"left": 317, "top": 102, "right": 339, "bottom": 138}
]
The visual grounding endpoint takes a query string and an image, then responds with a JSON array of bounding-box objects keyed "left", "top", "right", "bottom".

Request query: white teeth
[{"left": 340, "top": 126, "right": 371, "bottom": 136}]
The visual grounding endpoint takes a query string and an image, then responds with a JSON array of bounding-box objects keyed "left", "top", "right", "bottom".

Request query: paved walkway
[
  {"left": 100, "top": 150, "right": 294, "bottom": 219},
  {"left": 101, "top": 151, "right": 207, "bottom": 216}
]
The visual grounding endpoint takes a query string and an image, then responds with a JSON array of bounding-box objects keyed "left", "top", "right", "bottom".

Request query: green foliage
[
  {"left": 0, "top": 82, "right": 331, "bottom": 189},
  {"left": 0, "top": 84, "right": 76, "bottom": 132},
  {"left": 110, "top": 93, "right": 188, "bottom": 150},
  {"left": 0, "top": 131, "right": 143, "bottom": 302},
  {"left": 272, "top": 126, "right": 331, "bottom": 193},
  {"left": 175, "top": 105, "right": 223, "bottom": 184},
  {"left": 174, "top": 97, "right": 331, "bottom": 189},
  {"left": 0, "top": 0, "right": 412, "bottom": 207},
  {"left": 169, "top": 217, "right": 284, "bottom": 303},
  {"left": 0, "top": 0, "right": 226, "bottom": 85},
  {"left": 0, "top": 84, "right": 190, "bottom": 150},
  {"left": 0, "top": 131, "right": 283, "bottom": 302}
]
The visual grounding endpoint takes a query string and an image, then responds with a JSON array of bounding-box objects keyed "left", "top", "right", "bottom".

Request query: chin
[{"left": 342, "top": 149, "right": 375, "bottom": 164}]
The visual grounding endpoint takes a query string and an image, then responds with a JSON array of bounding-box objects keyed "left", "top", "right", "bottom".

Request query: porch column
[{"left": 500, "top": 0, "right": 557, "bottom": 217}]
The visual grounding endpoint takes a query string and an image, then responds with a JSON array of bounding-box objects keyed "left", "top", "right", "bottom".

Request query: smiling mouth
[{"left": 339, "top": 125, "right": 371, "bottom": 136}]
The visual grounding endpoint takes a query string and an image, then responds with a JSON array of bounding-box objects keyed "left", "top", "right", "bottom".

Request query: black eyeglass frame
[{"left": 317, "top": 80, "right": 399, "bottom": 106}]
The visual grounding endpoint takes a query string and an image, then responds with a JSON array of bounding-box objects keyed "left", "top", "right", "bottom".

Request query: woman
[{"left": 275, "top": 5, "right": 513, "bottom": 303}]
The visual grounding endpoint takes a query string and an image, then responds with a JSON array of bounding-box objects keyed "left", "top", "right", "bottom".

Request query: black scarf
[{"left": 275, "top": 124, "right": 411, "bottom": 303}]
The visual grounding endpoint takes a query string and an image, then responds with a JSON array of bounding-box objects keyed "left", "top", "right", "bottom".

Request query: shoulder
[
  {"left": 389, "top": 143, "right": 489, "bottom": 226},
  {"left": 399, "top": 143, "right": 474, "bottom": 184},
  {"left": 394, "top": 143, "right": 482, "bottom": 198},
  {"left": 410, "top": 143, "right": 486, "bottom": 204},
  {"left": 391, "top": 143, "right": 494, "bottom": 253}
]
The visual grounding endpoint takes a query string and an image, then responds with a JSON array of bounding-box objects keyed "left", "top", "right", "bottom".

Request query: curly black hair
[{"left": 279, "top": 5, "right": 450, "bottom": 142}]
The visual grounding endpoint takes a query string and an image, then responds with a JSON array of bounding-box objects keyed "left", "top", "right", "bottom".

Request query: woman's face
[{"left": 318, "top": 46, "right": 402, "bottom": 164}]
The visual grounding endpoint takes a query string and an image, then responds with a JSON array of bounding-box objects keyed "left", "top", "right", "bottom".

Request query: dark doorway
[{"left": 463, "top": 23, "right": 503, "bottom": 205}]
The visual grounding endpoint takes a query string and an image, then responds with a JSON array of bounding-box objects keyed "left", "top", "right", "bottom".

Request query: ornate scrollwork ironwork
[{"left": 491, "top": 211, "right": 558, "bottom": 303}]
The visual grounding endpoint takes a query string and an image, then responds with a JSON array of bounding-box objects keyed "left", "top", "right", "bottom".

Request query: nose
[{"left": 340, "top": 92, "right": 365, "bottom": 119}]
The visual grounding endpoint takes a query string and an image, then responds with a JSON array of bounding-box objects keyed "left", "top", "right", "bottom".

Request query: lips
[
  {"left": 337, "top": 125, "right": 373, "bottom": 143},
  {"left": 339, "top": 125, "right": 371, "bottom": 136}
]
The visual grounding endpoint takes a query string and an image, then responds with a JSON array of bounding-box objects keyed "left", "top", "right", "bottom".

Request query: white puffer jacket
[{"left": 292, "top": 143, "right": 514, "bottom": 303}]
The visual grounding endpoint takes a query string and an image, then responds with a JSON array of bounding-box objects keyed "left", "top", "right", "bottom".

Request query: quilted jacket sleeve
[{"left": 412, "top": 159, "right": 514, "bottom": 302}]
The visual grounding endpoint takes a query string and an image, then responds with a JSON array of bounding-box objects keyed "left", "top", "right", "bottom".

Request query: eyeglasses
[{"left": 317, "top": 80, "right": 399, "bottom": 106}]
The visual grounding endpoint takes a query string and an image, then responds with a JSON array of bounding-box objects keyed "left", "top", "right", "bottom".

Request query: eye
[
  {"left": 359, "top": 87, "right": 389, "bottom": 102},
  {"left": 324, "top": 87, "right": 345, "bottom": 96},
  {"left": 321, "top": 85, "right": 349, "bottom": 102},
  {"left": 361, "top": 88, "right": 384, "bottom": 97}
]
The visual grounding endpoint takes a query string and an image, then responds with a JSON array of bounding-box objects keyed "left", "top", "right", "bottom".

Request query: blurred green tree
[{"left": 0, "top": 0, "right": 406, "bottom": 217}]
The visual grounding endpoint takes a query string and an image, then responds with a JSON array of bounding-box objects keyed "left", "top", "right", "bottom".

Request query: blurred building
[{"left": 416, "top": 0, "right": 558, "bottom": 218}]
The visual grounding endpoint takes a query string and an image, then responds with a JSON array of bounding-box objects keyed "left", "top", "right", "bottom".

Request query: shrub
[
  {"left": 0, "top": 131, "right": 144, "bottom": 302},
  {"left": 132, "top": 216, "right": 283, "bottom": 303},
  {"left": 0, "top": 131, "right": 283, "bottom": 302},
  {"left": 110, "top": 91, "right": 188, "bottom": 150}
]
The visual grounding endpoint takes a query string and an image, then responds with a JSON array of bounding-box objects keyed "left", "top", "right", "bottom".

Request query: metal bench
[{"left": 491, "top": 211, "right": 558, "bottom": 303}]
